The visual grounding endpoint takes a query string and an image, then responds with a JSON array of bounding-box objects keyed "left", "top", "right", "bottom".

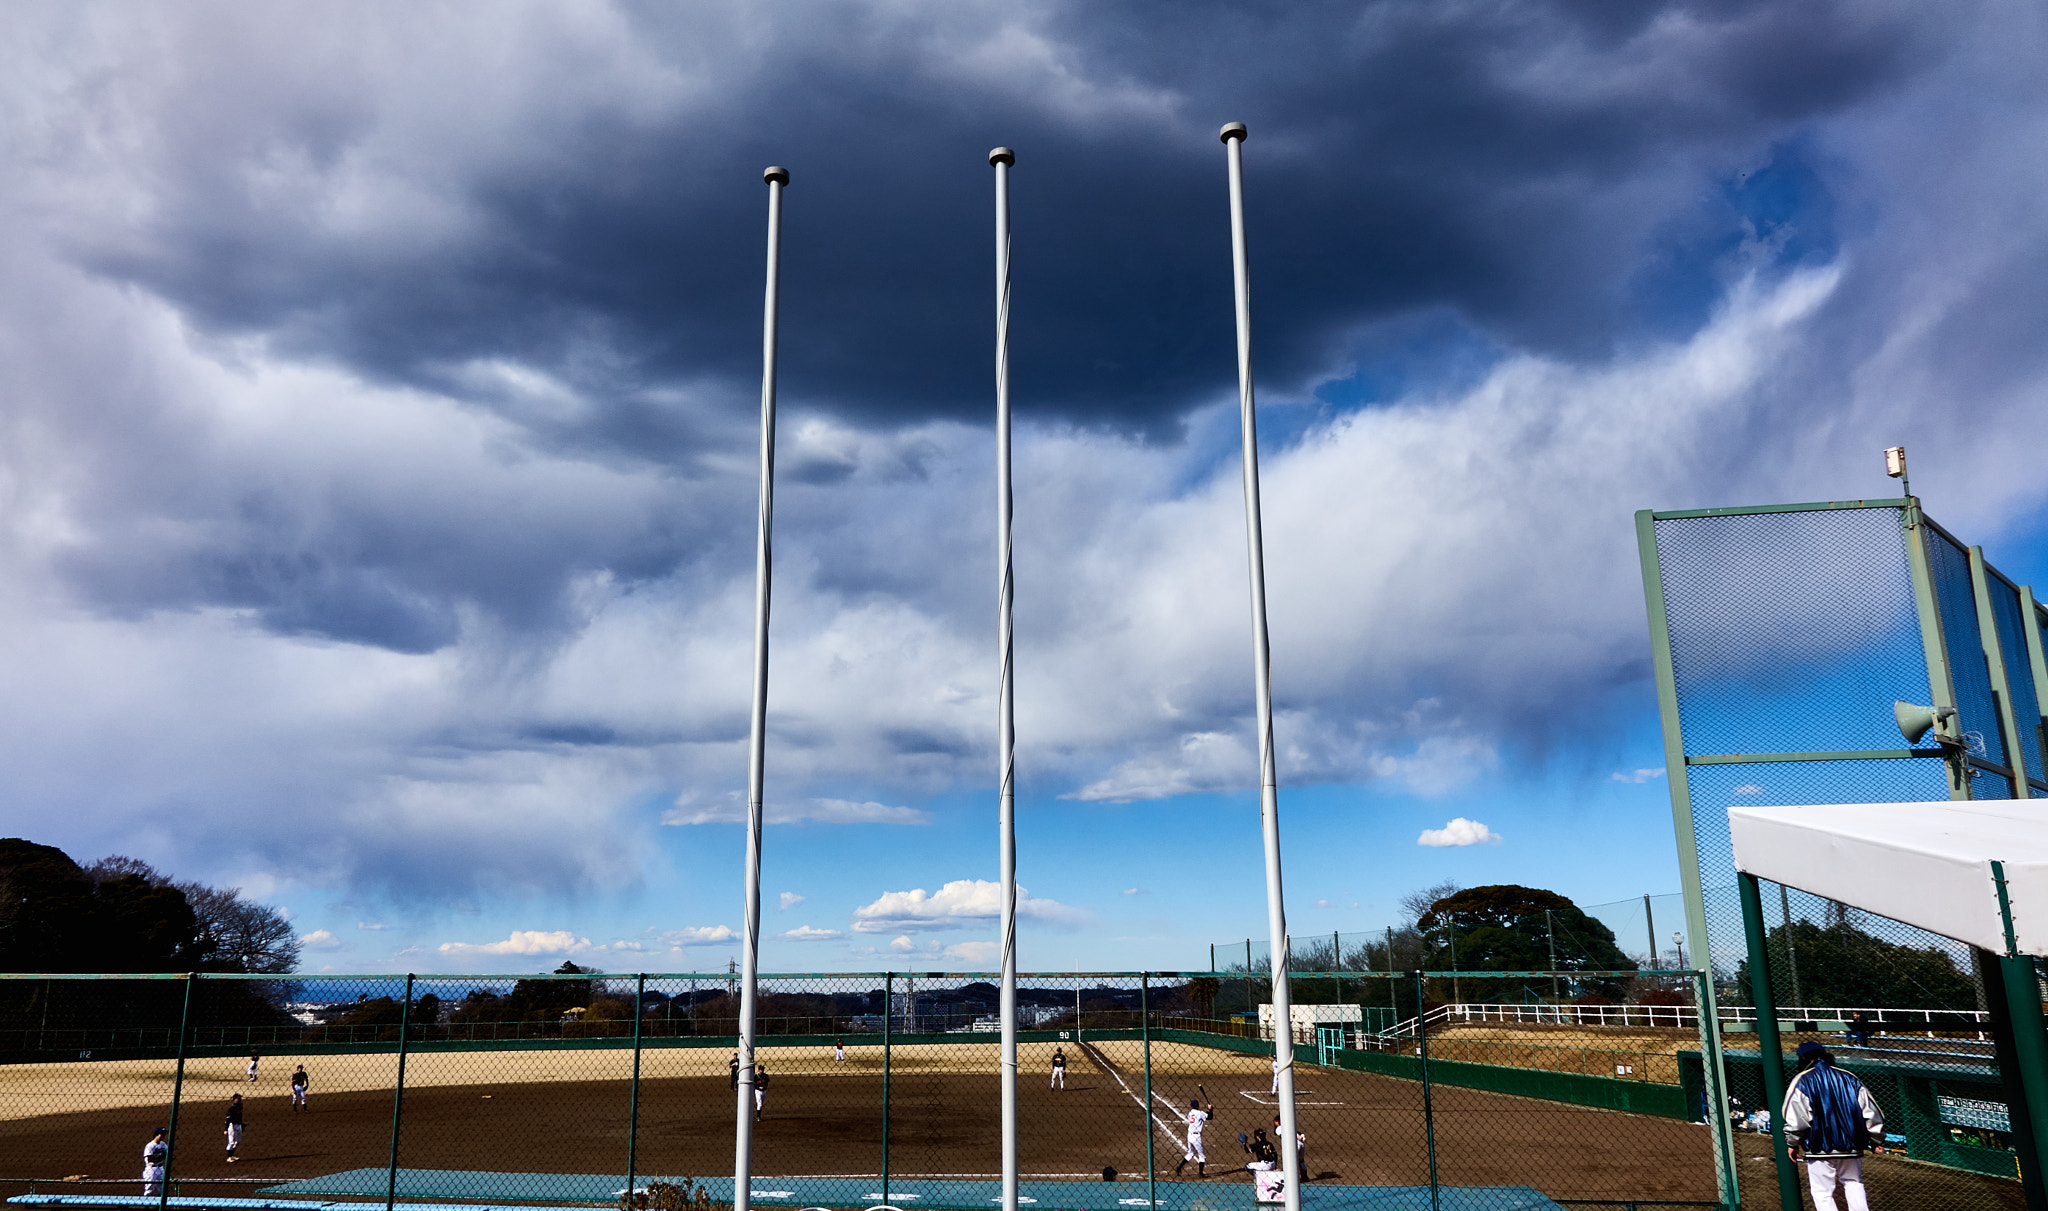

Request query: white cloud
[
  {"left": 851, "top": 879, "right": 1086, "bottom": 934},
  {"left": 1122, "top": 887, "right": 1148, "bottom": 896},
  {"left": 1610, "top": 768, "right": 1667, "bottom": 784},
  {"left": 889, "top": 935, "right": 915, "bottom": 952},
  {"left": 945, "top": 940, "right": 1000, "bottom": 965},
  {"left": 357, "top": 922, "right": 389, "bottom": 931},
  {"left": 297, "top": 929, "right": 342, "bottom": 951},
  {"left": 654, "top": 925, "right": 738, "bottom": 948},
  {"left": 783, "top": 925, "right": 842, "bottom": 940},
  {"left": 437, "top": 929, "right": 593, "bottom": 957},
  {"left": 663, "top": 794, "right": 930, "bottom": 826},
  {"left": 1315, "top": 899, "right": 1333, "bottom": 908},
  {"left": 1417, "top": 818, "right": 1502, "bottom": 848},
  {"left": 778, "top": 892, "right": 806, "bottom": 911}
]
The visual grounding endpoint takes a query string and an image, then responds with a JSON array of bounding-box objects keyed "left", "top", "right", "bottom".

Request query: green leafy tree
[
  {"left": 1736, "top": 918, "right": 1976, "bottom": 1010},
  {"left": 1416, "top": 885, "right": 1635, "bottom": 1000}
]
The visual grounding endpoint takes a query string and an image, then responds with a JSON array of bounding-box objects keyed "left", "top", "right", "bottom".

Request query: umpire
[{"left": 1783, "top": 1041, "right": 1885, "bottom": 1211}]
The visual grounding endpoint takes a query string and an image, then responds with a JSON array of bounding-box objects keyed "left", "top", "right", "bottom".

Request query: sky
[{"left": 4, "top": 1, "right": 2048, "bottom": 975}]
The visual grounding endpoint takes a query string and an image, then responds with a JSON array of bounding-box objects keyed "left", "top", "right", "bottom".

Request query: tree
[
  {"left": 179, "top": 884, "right": 300, "bottom": 973},
  {"left": 1734, "top": 918, "right": 1976, "bottom": 1011},
  {"left": 1416, "top": 885, "right": 1635, "bottom": 1000}
]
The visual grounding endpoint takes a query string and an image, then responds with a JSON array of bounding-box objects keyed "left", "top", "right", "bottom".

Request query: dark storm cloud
[{"left": 70, "top": 0, "right": 1945, "bottom": 439}]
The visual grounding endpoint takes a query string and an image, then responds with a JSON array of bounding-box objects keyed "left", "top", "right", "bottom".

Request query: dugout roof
[{"left": 1727, "top": 798, "right": 2048, "bottom": 958}]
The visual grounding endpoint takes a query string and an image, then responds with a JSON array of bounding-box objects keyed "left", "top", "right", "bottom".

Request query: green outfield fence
[{"left": 0, "top": 968, "right": 1775, "bottom": 1211}]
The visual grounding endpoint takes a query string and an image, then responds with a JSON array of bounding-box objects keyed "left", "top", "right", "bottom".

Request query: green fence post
[
  {"left": 1980, "top": 949, "right": 2048, "bottom": 1211},
  {"left": 1737, "top": 875, "right": 1799, "bottom": 1211},
  {"left": 1690, "top": 968, "right": 1741, "bottom": 1210},
  {"left": 627, "top": 973, "right": 646, "bottom": 1201},
  {"left": 1414, "top": 970, "right": 1438, "bottom": 1211},
  {"left": 158, "top": 972, "right": 194, "bottom": 1211},
  {"left": 386, "top": 973, "right": 415, "bottom": 1211},
  {"left": 882, "top": 972, "right": 893, "bottom": 1206},
  {"left": 1142, "top": 973, "right": 1155, "bottom": 1206}
]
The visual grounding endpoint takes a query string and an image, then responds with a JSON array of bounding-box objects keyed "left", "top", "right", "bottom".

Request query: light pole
[{"left": 1672, "top": 930, "right": 1687, "bottom": 972}]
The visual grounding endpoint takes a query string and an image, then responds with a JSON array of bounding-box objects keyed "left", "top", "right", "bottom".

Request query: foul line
[
  {"left": 1080, "top": 1041, "right": 1189, "bottom": 1145},
  {"left": 1238, "top": 1090, "right": 1344, "bottom": 1106}
]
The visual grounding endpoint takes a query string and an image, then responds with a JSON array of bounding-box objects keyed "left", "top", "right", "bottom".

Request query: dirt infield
[{"left": 0, "top": 1038, "right": 1721, "bottom": 1204}]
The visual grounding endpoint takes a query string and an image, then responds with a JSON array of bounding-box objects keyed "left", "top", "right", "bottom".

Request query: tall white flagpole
[
  {"left": 989, "top": 144, "right": 1021, "bottom": 1211},
  {"left": 1220, "top": 121, "right": 1301, "bottom": 1211},
  {"left": 734, "top": 163, "right": 788, "bottom": 1211}
]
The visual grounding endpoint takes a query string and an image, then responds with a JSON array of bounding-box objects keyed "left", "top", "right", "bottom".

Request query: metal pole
[
  {"left": 1737, "top": 874, "right": 1799, "bottom": 1211},
  {"left": 1221, "top": 119, "right": 1301, "bottom": 1211},
  {"left": 158, "top": 973, "right": 194, "bottom": 1211},
  {"left": 882, "top": 973, "right": 893, "bottom": 1205},
  {"left": 1415, "top": 970, "right": 1439, "bottom": 1211},
  {"left": 627, "top": 974, "right": 646, "bottom": 1199},
  {"left": 1142, "top": 973, "right": 1155, "bottom": 1206},
  {"left": 1386, "top": 927, "right": 1397, "bottom": 1022},
  {"left": 1643, "top": 894, "right": 1656, "bottom": 970},
  {"left": 990, "top": 143, "right": 1021, "bottom": 1211},
  {"left": 1981, "top": 951, "right": 2048, "bottom": 1211},
  {"left": 734, "top": 163, "right": 788, "bottom": 1211},
  {"left": 1545, "top": 910, "right": 1559, "bottom": 1000},
  {"left": 386, "top": 973, "right": 415, "bottom": 1211},
  {"left": 1778, "top": 883, "right": 1803, "bottom": 1010}
]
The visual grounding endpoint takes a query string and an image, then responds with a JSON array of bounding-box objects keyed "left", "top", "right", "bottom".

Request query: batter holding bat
[{"left": 1174, "top": 1084, "right": 1212, "bottom": 1176}]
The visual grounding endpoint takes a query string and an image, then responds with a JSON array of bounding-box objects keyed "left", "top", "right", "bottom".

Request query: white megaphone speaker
[{"left": 1895, "top": 701, "right": 1957, "bottom": 745}]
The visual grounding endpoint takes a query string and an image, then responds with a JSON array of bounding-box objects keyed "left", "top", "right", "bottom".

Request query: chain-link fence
[
  {"left": 1642, "top": 499, "right": 2048, "bottom": 1209},
  {"left": 0, "top": 967, "right": 1787, "bottom": 1211}
]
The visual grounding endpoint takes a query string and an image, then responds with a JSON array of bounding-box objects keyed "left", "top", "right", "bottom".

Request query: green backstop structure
[{"left": 1639, "top": 496, "right": 2048, "bottom": 1209}]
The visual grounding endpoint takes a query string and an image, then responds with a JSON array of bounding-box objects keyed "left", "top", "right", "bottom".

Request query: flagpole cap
[
  {"left": 763, "top": 166, "right": 790, "bottom": 185},
  {"left": 1220, "top": 122, "right": 1248, "bottom": 143},
  {"left": 989, "top": 147, "right": 1015, "bottom": 167}
]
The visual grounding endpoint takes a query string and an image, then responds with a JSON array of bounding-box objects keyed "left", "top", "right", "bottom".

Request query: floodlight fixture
[{"left": 1885, "top": 445, "right": 1912, "bottom": 498}]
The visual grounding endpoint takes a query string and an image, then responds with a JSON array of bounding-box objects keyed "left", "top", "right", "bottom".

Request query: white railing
[{"left": 1353, "top": 1002, "right": 1989, "bottom": 1045}]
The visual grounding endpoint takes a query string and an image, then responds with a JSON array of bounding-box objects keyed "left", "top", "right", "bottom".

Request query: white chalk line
[{"left": 1080, "top": 1041, "right": 1191, "bottom": 1145}]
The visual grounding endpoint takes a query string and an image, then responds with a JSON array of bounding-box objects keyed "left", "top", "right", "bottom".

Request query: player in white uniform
[
  {"left": 1050, "top": 1047, "right": 1067, "bottom": 1089},
  {"left": 1174, "top": 1097, "right": 1210, "bottom": 1176},
  {"left": 247, "top": 1053, "right": 260, "bottom": 1083},
  {"left": 754, "top": 1063, "right": 770, "bottom": 1120},
  {"left": 1270, "top": 1056, "right": 1281, "bottom": 1095},
  {"left": 834, "top": 1037, "right": 845, "bottom": 1064},
  {"left": 141, "top": 1128, "right": 168, "bottom": 1195},
  {"left": 290, "top": 1064, "right": 309, "bottom": 1110}
]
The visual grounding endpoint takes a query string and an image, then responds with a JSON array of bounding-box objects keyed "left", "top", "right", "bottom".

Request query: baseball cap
[{"left": 1796, "top": 1041, "right": 1826, "bottom": 1060}]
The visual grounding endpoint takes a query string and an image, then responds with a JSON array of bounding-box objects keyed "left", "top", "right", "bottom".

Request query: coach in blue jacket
[{"left": 1783, "top": 1041, "right": 1886, "bottom": 1211}]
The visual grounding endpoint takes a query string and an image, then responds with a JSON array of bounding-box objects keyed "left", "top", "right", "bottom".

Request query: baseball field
[{"left": 0, "top": 1034, "right": 2025, "bottom": 1209}]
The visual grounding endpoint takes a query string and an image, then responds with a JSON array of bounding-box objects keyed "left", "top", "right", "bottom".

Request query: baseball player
[
  {"left": 1270, "top": 1055, "right": 1281, "bottom": 1095},
  {"left": 223, "top": 1093, "right": 245, "bottom": 1163},
  {"left": 290, "top": 1064, "right": 309, "bottom": 1111},
  {"left": 141, "top": 1127, "right": 168, "bottom": 1195},
  {"left": 247, "top": 1052, "right": 260, "bottom": 1083},
  {"left": 834, "top": 1037, "right": 846, "bottom": 1064},
  {"left": 1050, "top": 1047, "right": 1067, "bottom": 1090},
  {"left": 1173, "top": 1092, "right": 1210, "bottom": 1176},
  {"left": 730, "top": 1053, "right": 740, "bottom": 1090},
  {"left": 1783, "top": 1042, "right": 1885, "bottom": 1211},
  {"left": 1241, "top": 1128, "right": 1280, "bottom": 1170},
  {"left": 1274, "top": 1115, "right": 1305, "bottom": 1175},
  {"left": 754, "top": 1063, "right": 770, "bottom": 1121}
]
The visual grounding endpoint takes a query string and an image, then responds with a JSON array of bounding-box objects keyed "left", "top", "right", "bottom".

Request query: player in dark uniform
[
  {"left": 1050, "top": 1047, "right": 1067, "bottom": 1090},
  {"left": 730, "top": 1053, "right": 740, "bottom": 1090},
  {"left": 223, "top": 1094, "right": 245, "bottom": 1163},
  {"left": 290, "top": 1064, "right": 309, "bottom": 1110}
]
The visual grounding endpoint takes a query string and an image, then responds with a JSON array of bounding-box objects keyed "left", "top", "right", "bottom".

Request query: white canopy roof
[{"left": 1726, "top": 798, "right": 2048, "bottom": 958}]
